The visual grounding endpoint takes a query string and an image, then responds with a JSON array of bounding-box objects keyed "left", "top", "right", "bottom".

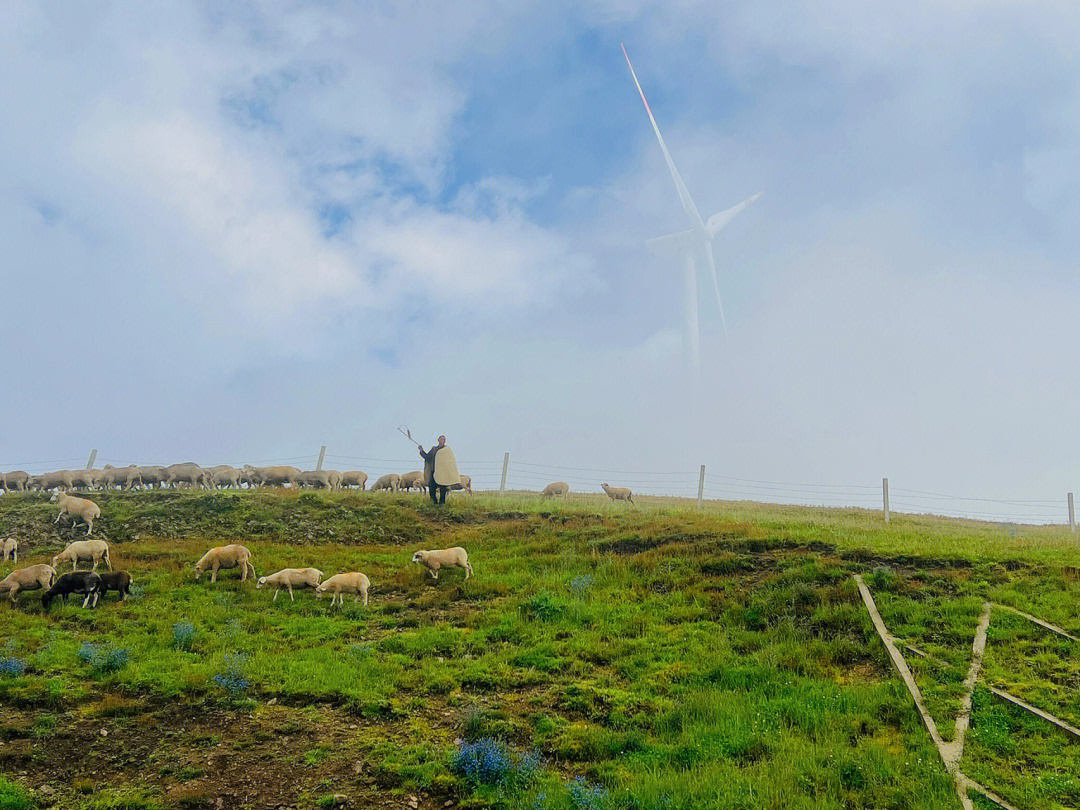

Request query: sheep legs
[{"left": 210, "top": 565, "right": 218, "bottom": 583}]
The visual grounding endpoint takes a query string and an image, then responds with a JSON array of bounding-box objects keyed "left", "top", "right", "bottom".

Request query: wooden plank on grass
[
  {"left": 993, "top": 604, "right": 1079, "bottom": 642},
  {"left": 987, "top": 685, "right": 1080, "bottom": 740}
]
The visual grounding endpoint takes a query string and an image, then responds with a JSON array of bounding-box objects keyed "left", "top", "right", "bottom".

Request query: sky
[{"left": 2, "top": 1, "right": 1079, "bottom": 520}]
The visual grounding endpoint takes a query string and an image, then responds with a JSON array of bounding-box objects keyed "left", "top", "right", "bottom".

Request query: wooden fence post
[
  {"left": 85, "top": 449, "right": 98, "bottom": 470},
  {"left": 697, "top": 465, "right": 705, "bottom": 506},
  {"left": 883, "top": 477, "right": 890, "bottom": 523},
  {"left": 1069, "top": 492, "right": 1075, "bottom": 532},
  {"left": 316, "top": 446, "right": 326, "bottom": 471},
  {"left": 499, "top": 452, "right": 509, "bottom": 494}
]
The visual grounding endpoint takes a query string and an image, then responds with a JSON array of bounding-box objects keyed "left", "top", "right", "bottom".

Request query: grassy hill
[{"left": 0, "top": 490, "right": 1077, "bottom": 809}]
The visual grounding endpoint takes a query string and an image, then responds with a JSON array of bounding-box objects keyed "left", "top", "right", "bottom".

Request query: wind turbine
[{"left": 622, "top": 44, "right": 761, "bottom": 368}]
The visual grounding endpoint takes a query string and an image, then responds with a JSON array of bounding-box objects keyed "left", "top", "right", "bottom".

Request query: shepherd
[{"left": 418, "top": 435, "right": 460, "bottom": 505}]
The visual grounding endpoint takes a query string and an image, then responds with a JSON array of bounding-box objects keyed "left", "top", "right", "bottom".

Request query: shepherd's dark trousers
[{"left": 429, "top": 482, "right": 447, "bottom": 505}]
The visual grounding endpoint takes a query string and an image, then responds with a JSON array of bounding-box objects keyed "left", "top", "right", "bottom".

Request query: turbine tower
[{"left": 622, "top": 44, "right": 761, "bottom": 368}]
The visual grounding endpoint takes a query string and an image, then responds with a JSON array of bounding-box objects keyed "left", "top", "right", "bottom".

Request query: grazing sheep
[
  {"left": 97, "top": 570, "right": 132, "bottom": 601},
  {"left": 399, "top": 471, "right": 426, "bottom": 492},
  {"left": 52, "top": 538, "right": 112, "bottom": 572},
  {"left": 34, "top": 470, "right": 75, "bottom": 492},
  {"left": 42, "top": 571, "right": 101, "bottom": 609},
  {"left": 1, "top": 537, "right": 17, "bottom": 563},
  {"left": 256, "top": 568, "right": 323, "bottom": 602},
  {"left": 371, "top": 473, "right": 400, "bottom": 492},
  {"left": 325, "top": 470, "right": 343, "bottom": 489},
  {"left": 100, "top": 465, "right": 142, "bottom": 490},
  {"left": 295, "top": 470, "right": 333, "bottom": 489},
  {"left": 340, "top": 471, "right": 368, "bottom": 490},
  {"left": 411, "top": 547, "right": 473, "bottom": 580},
  {"left": 241, "top": 464, "right": 301, "bottom": 488},
  {"left": 136, "top": 465, "right": 169, "bottom": 489},
  {"left": 1, "top": 471, "right": 30, "bottom": 492},
  {"left": 194, "top": 544, "right": 255, "bottom": 583},
  {"left": 211, "top": 468, "right": 242, "bottom": 489},
  {"left": 166, "top": 463, "right": 211, "bottom": 489},
  {"left": 51, "top": 491, "right": 102, "bottom": 535},
  {"left": 542, "top": 481, "right": 570, "bottom": 497},
  {"left": 0, "top": 564, "right": 55, "bottom": 602},
  {"left": 458, "top": 474, "right": 472, "bottom": 494},
  {"left": 315, "top": 572, "right": 370, "bottom": 607},
  {"left": 70, "top": 469, "right": 102, "bottom": 490},
  {"left": 601, "top": 483, "right": 633, "bottom": 503}
]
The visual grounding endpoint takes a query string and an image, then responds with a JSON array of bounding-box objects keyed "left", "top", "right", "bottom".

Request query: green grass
[{"left": 0, "top": 489, "right": 1077, "bottom": 808}]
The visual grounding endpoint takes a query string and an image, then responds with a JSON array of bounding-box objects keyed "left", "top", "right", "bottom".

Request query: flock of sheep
[
  {"left": 0, "top": 463, "right": 477, "bottom": 495},
  {"left": 0, "top": 491, "right": 475, "bottom": 611},
  {"left": 1, "top": 535, "right": 473, "bottom": 612},
  {"left": 0, "top": 464, "right": 641, "bottom": 503},
  {"left": 0, "top": 462, "right": 636, "bottom": 612}
]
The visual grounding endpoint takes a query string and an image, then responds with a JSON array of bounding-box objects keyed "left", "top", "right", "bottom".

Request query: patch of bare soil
[{"left": 0, "top": 698, "right": 457, "bottom": 809}]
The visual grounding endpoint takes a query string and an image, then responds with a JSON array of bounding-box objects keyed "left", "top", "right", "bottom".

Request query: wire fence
[{"left": 1, "top": 450, "right": 1076, "bottom": 528}]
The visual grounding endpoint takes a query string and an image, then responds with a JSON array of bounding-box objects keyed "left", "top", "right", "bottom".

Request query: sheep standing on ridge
[
  {"left": 601, "top": 483, "right": 633, "bottom": 503},
  {"left": 295, "top": 470, "right": 333, "bottom": 489},
  {"left": 458, "top": 474, "right": 472, "bottom": 494},
  {"left": 52, "top": 539, "right": 112, "bottom": 572},
  {"left": 371, "top": 473, "right": 400, "bottom": 492},
  {"left": 211, "top": 468, "right": 242, "bottom": 489},
  {"left": 1, "top": 471, "right": 30, "bottom": 492},
  {"left": 542, "top": 482, "right": 570, "bottom": 498},
  {"left": 316, "top": 572, "right": 370, "bottom": 607},
  {"left": 42, "top": 571, "right": 101, "bottom": 609},
  {"left": 1, "top": 537, "right": 17, "bottom": 563},
  {"left": 399, "top": 471, "right": 426, "bottom": 492},
  {"left": 194, "top": 544, "right": 255, "bottom": 583},
  {"left": 51, "top": 491, "right": 101, "bottom": 535},
  {"left": 325, "top": 470, "right": 343, "bottom": 489},
  {"left": 341, "top": 471, "right": 368, "bottom": 490},
  {"left": 257, "top": 568, "right": 323, "bottom": 602},
  {"left": 100, "top": 465, "right": 142, "bottom": 491},
  {"left": 242, "top": 465, "right": 300, "bottom": 488},
  {"left": 0, "top": 564, "right": 55, "bottom": 602},
  {"left": 412, "top": 548, "right": 472, "bottom": 580}
]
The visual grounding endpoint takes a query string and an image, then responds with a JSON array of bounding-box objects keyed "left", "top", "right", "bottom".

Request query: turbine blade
[
  {"left": 702, "top": 239, "right": 728, "bottom": 337},
  {"left": 645, "top": 228, "right": 697, "bottom": 255},
  {"left": 706, "top": 192, "right": 762, "bottom": 238},
  {"left": 622, "top": 44, "right": 704, "bottom": 229}
]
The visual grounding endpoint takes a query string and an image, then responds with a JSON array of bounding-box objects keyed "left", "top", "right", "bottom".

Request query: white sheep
[
  {"left": 256, "top": 568, "right": 324, "bottom": 601},
  {"left": 295, "top": 470, "right": 333, "bottom": 489},
  {"left": 341, "top": 471, "right": 368, "bottom": 490},
  {"left": 1, "top": 537, "right": 17, "bottom": 563},
  {"left": 399, "top": 471, "right": 426, "bottom": 492},
  {"left": 542, "top": 481, "right": 570, "bottom": 497},
  {"left": 371, "top": 473, "right": 400, "bottom": 492},
  {"left": 211, "top": 468, "right": 242, "bottom": 489},
  {"left": 411, "top": 548, "right": 473, "bottom": 580},
  {"left": 457, "top": 475, "right": 472, "bottom": 494},
  {"left": 601, "top": 483, "right": 633, "bottom": 503},
  {"left": 325, "top": 470, "right": 343, "bottom": 489},
  {"left": 315, "top": 572, "right": 370, "bottom": 607},
  {"left": 51, "top": 491, "right": 102, "bottom": 535},
  {"left": 52, "top": 538, "right": 112, "bottom": 572},
  {"left": 0, "top": 564, "right": 56, "bottom": 602},
  {"left": 194, "top": 544, "right": 256, "bottom": 583}
]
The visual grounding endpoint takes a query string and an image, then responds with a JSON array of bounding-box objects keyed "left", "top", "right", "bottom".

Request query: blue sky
[{"left": 3, "top": 1, "right": 1079, "bottom": 518}]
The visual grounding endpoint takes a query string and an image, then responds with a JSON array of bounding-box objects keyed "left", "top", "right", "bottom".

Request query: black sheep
[
  {"left": 97, "top": 571, "right": 132, "bottom": 601},
  {"left": 42, "top": 571, "right": 101, "bottom": 609}
]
